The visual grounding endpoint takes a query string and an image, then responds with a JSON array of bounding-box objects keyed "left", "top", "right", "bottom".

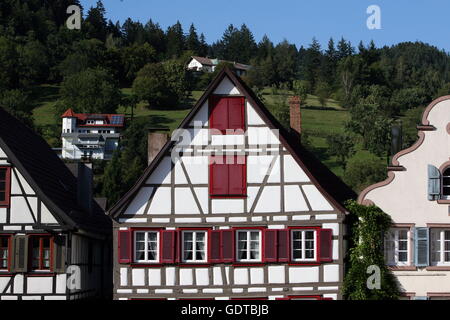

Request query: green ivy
[{"left": 342, "top": 200, "right": 401, "bottom": 300}]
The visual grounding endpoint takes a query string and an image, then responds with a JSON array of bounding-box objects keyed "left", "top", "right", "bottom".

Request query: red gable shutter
[
  {"left": 221, "top": 230, "right": 234, "bottom": 263},
  {"left": 228, "top": 97, "right": 245, "bottom": 131},
  {"left": 319, "top": 229, "right": 333, "bottom": 262},
  {"left": 210, "top": 230, "right": 222, "bottom": 263},
  {"left": 161, "top": 230, "right": 176, "bottom": 263},
  {"left": 264, "top": 229, "right": 278, "bottom": 262},
  {"left": 228, "top": 156, "right": 246, "bottom": 196},
  {"left": 118, "top": 230, "right": 131, "bottom": 264},
  {"left": 210, "top": 96, "right": 228, "bottom": 133},
  {"left": 210, "top": 156, "right": 229, "bottom": 196},
  {"left": 277, "top": 229, "right": 289, "bottom": 262}
]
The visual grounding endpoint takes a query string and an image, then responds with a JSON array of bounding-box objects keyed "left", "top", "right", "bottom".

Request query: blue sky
[{"left": 80, "top": 0, "right": 450, "bottom": 51}]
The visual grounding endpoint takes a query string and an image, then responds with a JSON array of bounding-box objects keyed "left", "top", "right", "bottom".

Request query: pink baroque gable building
[
  {"left": 108, "top": 67, "right": 356, "bottom": 300},
  {"left": 359, "top": 96, "right": 450, "bottom": 300}
]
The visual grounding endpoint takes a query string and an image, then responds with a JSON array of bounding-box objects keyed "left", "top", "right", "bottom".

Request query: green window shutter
[
  {"left": 428, "top": 165, "right": 441, "bottom": 200},
  {"left": 414, "top": 227, "right": 429, "bottom": 267},
  {"left": 52, "top": 235, "right": 67, "bottom": 273},
  {"left": 13, "top": 235, "right": 28, "bottom": 273}
]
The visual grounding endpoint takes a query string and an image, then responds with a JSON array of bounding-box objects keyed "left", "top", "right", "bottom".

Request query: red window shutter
[
  {"left": 118, "top": 230, "right": 131, "bottom": 264},
  {"left": 319, "top": 229, "right": 333, "bottom": 262},
  {"left": 264, "top": 229, "right": 278, "bottom": 262},
  {"left": 161, "top": 230, "right": 176, "bottom": 263},
  {"left": 210, "top": 230, "right": 222, "bottom": 263},
  {"left": 228, "top": 156, "right": 246, "bottom": 196},
  {"left": 221, "top": 230, "right": 234, "bottom": 263},
  {"left": 210, "top": 96, "right": 228, "bottom": 133},
  {"left": 210, "top": 156, "right": 229, "bottom": 196},
  {"left": 228, "top": 97, "right": 245, "bottom": 131},
  {"left": 277, "top": 229, "right": 289, "bottom": 262},
  {"left": 0, "top": 167, "right": 11, "bottom": 207}
]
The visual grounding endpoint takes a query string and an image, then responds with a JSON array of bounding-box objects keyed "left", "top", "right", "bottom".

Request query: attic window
[
  {"left": 209, "top": 96, "right": 245, "bottom": 134},
  {"left": 0, "top": 167, "right": 11, "bottom": 207}
]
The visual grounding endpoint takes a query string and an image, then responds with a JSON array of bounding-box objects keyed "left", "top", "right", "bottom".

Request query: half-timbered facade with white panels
[
  {"left": 0, "top": 108, "right": 112, "bottom": 300},
  {"left": 359, "top": 96, "right": 450, "bottom": 300},
  {"left": 109, "top": 67, "right": 355, "bottom": 300}
]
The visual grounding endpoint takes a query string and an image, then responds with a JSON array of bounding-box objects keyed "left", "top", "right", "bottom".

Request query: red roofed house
[{"left": 61, "top": 109, "right": 125, "bottom": 160}]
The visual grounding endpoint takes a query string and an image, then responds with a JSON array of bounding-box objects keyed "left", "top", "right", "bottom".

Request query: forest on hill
[{"left": 1, "top": 0, "right": 450, "bottom": 206}]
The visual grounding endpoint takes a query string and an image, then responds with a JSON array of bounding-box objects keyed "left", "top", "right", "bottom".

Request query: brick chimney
[
  {"left": 289, "top": 96, "right": 302, "bottom": 140},
  {"left": 66, "top": 162, "right": 93, "bottom": 214},
  {"left": 148, "top": 130, "right": 169, "bottom": 165}
]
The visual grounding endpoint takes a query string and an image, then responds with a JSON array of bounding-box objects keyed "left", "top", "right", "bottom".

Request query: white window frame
[
  {"left": 430, "top": 229, "right": 450, "bottom": 266},
  {"left": 134, "top": 231, "right": 159, "bottom": 263},
  {"left": 291, "top": 229, "right": 317, "bottom": 262},
  {"left": 385, "top": 228, "right": 410, "bottom": 266},
  {"left": 236, "top": 230, "right": 262, "bottom": 262},
  {"left": 181, "top": 230, "right": 208, "bottom": 263}
]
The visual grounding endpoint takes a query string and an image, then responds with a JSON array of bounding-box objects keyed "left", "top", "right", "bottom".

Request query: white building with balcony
[{"left": 61, "top": 108, "right": 125, "bottom": 160}]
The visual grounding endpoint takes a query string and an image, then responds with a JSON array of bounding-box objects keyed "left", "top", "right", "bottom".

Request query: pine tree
[
  {"left": 186, "top": 23, "right": 200, "bottom": 55},
  {"left": 166, "top": 21, "right": 184, "bottom": 58}
]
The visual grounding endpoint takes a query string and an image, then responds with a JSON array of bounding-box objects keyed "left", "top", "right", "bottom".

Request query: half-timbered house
[
  {"left": 108, "top": 67, "right": 356, "bottom": 300},
  {"left": 0, "top": 108, "right": 112, "bottom": 300},
  {"left": 359, "top": 96, "right": 450, "bottom": 300}
]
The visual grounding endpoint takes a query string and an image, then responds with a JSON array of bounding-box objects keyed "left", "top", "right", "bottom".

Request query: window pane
[
  {"left": 445, "top": 231, "right": 450, "bottom": 241},
  {"left": 136, "top": 242, "right": 145, "bottom": 251},
  {"left": 305, "top": 240, "right": 314, "bottom": 250},
  {"left": 250, "top": 250, "right": 259, "bottom": 260},
  {"left": 184, "top": 251, "right": 193, "bottom": 261},
  {"left": 148, "top": 250, "right": 156, "bottom": 261},
  {"left": 250, "top": 232, "right": 259, "bottom": 241},
  {"left": 148, "top": 232, "right": 157, "bottom": 242},
  {"left": 398, "top": 252, "right": 407, "bottom": 262},
  {"left": 398, "top": 241, "right": 407, "bottom": 251},
  {"left": 184, "top": 232, "right": 193, "bottom": 241},
  {"left": 443, "top": 187, "right": 450, "bottom": 195},
  {"left": 0, "top": 169, "right": 5, "bottom": 180},
  {"left": 443, "top": 177, "right": 450, "bottom": 185},
  {"left": 135, "top": 251, "right": 145, "bottom": 261},
  {"left": 305, "top": 250, "right": 314, "bottom": 259},
  {"left": 135, "top": 233, "right": 145, "bottom": 241},
  {"left": 292, "top": 231, "right": 302, "bottom": 241},
  {"left": 293, "top": 250, "right": 302, "bottom": 259},
  {"left": 196, "top": 251, "right": 205, "bottom": 260},
  {"left": 238, "top": 240, "right": 247, "bottom": 250},
  {"left": 0, "top": 182, "right": 5, "bottom": 191},
  {"left": 0, "top": 192, "right": 5, "bottom": 202},
  {"left": 238, "top": 249, "right": 247, "bottom": 260},
  {"left": 293, "top": 240, "right": 301, "bottom": 250},
  {"left": 398, "top": 230, "right": 408, "bottom": 240},
  {"left": 238, "top": 232, "right": 247, "bottom": 241},
  {"left": 196, "top": 232, "right": 205, "bottom": 242},
  {"left": 184, "top": 241, "right": 193, "bottom": 251},
  {"left": 305, "top": 231, "right": 314, "bottom": 240},
  {"left": 250, "top": 241, "right": 259, "bottom": 250}
]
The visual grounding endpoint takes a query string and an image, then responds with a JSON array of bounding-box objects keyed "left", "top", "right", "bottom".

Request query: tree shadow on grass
[{"left": 131, "top": 115, "right": 174, "bottom": 130}]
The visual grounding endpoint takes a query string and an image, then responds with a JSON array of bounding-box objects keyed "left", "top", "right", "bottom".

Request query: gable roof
[
  {"left": 108, "top": 67, "right": 356, "bottom": 217},
  {"left": 191, "top": 56, "right": 251, "bottom": 71},
  {"left": 61, "top": 108, "right": 125, "bottom": 127},
  {"left": 0, "top": 108, "right": 111, "bottom": 235}
]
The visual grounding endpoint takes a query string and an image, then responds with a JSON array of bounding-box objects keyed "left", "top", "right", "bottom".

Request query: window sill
[
  {"left": 131, "top": 263, "right": 162, "bottom": 268},
  {"left": 210, "top": 195, "right": 247, "bottom": 199},
  {"left": 388, "top": 266, "right": 417, "bottom": 271},
  {"left": 437, "top": 199, "right": 450, "bottom": 204},
  {"left": 426, "top": 266, "right": 450, "bottom": 271},
  {"left": 27, "top": 272, "right": 55, "bottom": 276},
  {"left": 288, "top": 262, "right": 321, "bottom": 266}
]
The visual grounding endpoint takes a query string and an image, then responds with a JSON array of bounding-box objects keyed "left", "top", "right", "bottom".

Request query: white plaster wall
[
  {"left": 213, "top": 77, "right": 241, "bottom": 95},
  {"left": 302, "top": 185, "right": 334, "bottom": 211},
  {"left": 124, "top": 187, "right": 153, "bottom": 215},
  {"left": 148, "top": 187, "right": 171, "bottom": 215},
  {"left": 27, "top": 277, "right": 53, "bottom": 294},
  {"left": 395, "top": 270, "right": 450, "bottom": 296},
  {"left": 288, "top": 267, "right": 319, "bottom": 283},
  {"left": 283, "top": 155, "right": 310, "bottom": 182},
  {"left": 247, "top": 102, "right": 265, "bottom": 125},
  {"left": 40, "top": 203, "right": 58, "bottom": 224},
  {"left": 284, "top": 185, "right": 309, "bottom": 212}
]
